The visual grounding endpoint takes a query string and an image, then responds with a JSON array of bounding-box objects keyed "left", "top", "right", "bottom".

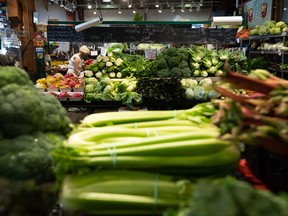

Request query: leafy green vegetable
[{"left": 136, "top": 78, "right": 185, "bottom": 101}]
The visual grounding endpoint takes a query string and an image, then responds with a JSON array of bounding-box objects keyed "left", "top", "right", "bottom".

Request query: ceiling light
[
  {"left": 155, "top": 0, "right": 160, "bottom": 8},
  {"left": 199, "top": 0, "right": 203, "bottom": 6},
  {"left": 181, "top": 5, "right": 185, "bottom": 12},
  {"left": 171, "top": 4, "right": 175, "bottom": 13},
  {"left": 189, "top": 5, "right": 193, "bottom": 12},
  {"left": 118, "top": 7, "right": 122, "bottom": 14},
  {"left": 59, "top": 0, "right": 64, "bottom": 7},
  {"left": 284, "top": 8, "right": 287, "bottom": 11},
  {"left": 128, "top": 0, "right": 132, "bottom": 8},
  {"left": 158, "top": 5, "right": 162, "bottom": 13},
  {"left": 140, "top": 0, "right": 144, "bottom": 8},
  {"left": 93, "top": 10, "right": 97, "bottom": 14},
  {"left": 102, "top": 0, "right": 112, "bottom": 2},
  {"left": 196, "top": 3, "right": 200, "bottom": 11},
  {"left": 132, "top": 6, "right": 136, "bottom": 13},
  {"left": 87, "top": 4, "right": 92, "bottom": 9}
]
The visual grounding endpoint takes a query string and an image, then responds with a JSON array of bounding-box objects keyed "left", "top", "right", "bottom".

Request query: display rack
[{"left": 242, "top": 32, "right": 288, "bottom": 78}]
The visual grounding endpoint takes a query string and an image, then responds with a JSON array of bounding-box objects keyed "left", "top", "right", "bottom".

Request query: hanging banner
[{"left": 244, "top": 0, "right": 272, "bottom": 28}]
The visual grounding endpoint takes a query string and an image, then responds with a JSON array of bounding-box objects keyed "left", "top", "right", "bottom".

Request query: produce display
[
  {"left": 250, "top": 20, "right": 288, "bottom": 36},
  {"left": 0, "top": 66, "right": 72, "bottom": 215},
  {"left": 81, "top": 47, "right": 248, "bottom": 104},
  {"left": 53, "top": 102, "right": 241, "bottom": 214},
  {"left": 35, "top": 73, "right": 84, "bottom": 100},
  {"left": 181, "top": 78, "right": 221, "bottom": 101},
  {"left": 85, "top": 76, "right": 142, "bottom": 106}
]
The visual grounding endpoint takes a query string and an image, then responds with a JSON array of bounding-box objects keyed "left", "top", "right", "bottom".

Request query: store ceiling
[
  {"left": 51, "top": 0, "right": 231, "bottom": 12},
  {"left": 79, "top": 0, "right": 225, "bottom": 10}
]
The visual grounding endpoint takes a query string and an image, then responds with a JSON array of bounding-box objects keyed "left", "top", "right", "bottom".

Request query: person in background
[{"left": 67, "top": 45, "right": 90, "bottom": 77}]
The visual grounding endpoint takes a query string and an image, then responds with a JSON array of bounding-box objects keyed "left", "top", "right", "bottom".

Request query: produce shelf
[
  {"left": 249, "top": 50, "right": 288, "bottom": 55},
  {"left": 249, "top": 32, "right": 287, "bottom": 40},
  {"left": 267, "top": 67, "right": 288, "bottom": 74},
  {"left": 61, "top": 99, "right": 204, "bottom": 114}
]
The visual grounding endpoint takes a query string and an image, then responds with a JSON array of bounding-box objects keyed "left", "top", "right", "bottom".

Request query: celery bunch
[
  {"left": 60, "top": 170, "right": 194, "bottom": 215},
  {"left": 53, "top": 103, "right": 240, "bottom": 178}
]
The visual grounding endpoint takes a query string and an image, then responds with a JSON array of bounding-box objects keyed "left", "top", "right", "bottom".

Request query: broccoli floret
[
  {"left": 157, "top": 58, "right": 168, "bottom": 70},
  {"left": 179, "top": 60, "right": 189, "bottom": 69},
  {"left": 156, "top": 68, "right": 170, "bottom": 78},
  {"left": 168, "top": 57, "right": 180, "bottom": 68},
  {"left": 0, "top": 66, "right": 33, "bottom": 88},
  {"left": 170, "top": 67, "right": 182, "bottom": 77},
  {"left": 181, "top": 67, "right": 192, "bottom": 78},
  {"left": 0, "top": 131, "right": 64, "bottom": 182}
]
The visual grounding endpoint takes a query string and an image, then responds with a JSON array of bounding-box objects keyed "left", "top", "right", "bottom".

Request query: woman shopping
[{"left": 67, "top": 45, "right": 90, "bottom": 77}]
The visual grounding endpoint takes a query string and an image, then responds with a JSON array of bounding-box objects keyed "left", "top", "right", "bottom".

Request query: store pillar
[{"left": 35, "top": 47, "right": 45, "bottom": 79}]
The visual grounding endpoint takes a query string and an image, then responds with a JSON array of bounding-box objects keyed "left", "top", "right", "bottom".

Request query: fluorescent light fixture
[
  {"left": 75, "top": 17, "right": 103, "bottom": 32},
  {"left": 212, "top": 16, "right": 243, "bottom": 26},
  {"left": 103, "top": 0, "right": 111, "bottom": 2}
]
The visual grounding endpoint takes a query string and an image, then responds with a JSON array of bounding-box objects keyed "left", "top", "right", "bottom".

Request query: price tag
[
  {"left": 91, "top": 50, "right": 98, "bottom": 56},
  {"left": 101, "top": 47, "right": 108, "bottom": 56}
]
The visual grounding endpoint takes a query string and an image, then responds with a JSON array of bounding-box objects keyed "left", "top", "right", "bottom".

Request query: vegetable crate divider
[{"left": 245, "top": 145, "right": 288, "bottom": 193}]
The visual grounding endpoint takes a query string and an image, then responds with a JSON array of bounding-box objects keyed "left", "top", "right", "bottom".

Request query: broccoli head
[
  {"left": 167, "top": 47, "right": 178, "bottom": 57},
  {"left": 178, "top": 52, "right": 189, "bottom": 62},
  {"left": 170, "top": 67, "right": 182, "bottom": 77},
  {"left": 157, "top": 58, "right": 168, "bottom": 70},
  {"left": 168, "top": 57, "right": 180, "bottom": 68},
  {"left": 38, "top": 93, "right": 72, "bottom": 135},
  {"left": 0, "top": 131, "right": 64, "bottom": 182},
  {"left": 0, "top": 83, "right": 72, "bottom": 138},
  {"left": 181, "top": 67, "right": 192, "bottom": 77},
  {"left": 179, "top": 60, "right": 189, "bottom": 69},
  {"left": 0, "top": 84, "right": 46, "bottom": 138},
  {"left": 156, "top": 68, "right": 170, "bottom": 77},
  {"left": 0, "top": 66, "right": 33, "bottom": 88}
]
